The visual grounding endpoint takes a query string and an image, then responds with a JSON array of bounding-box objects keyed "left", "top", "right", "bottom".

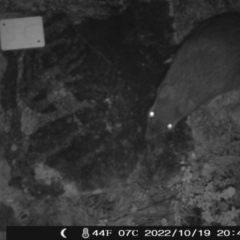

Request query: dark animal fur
[{"left": 146, "top": 12, "right": 240, "bottom": 139}]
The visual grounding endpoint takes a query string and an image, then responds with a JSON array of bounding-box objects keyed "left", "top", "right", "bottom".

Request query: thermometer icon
[{"left": 82, "top": 228, "right": 90, "bottom": 239}]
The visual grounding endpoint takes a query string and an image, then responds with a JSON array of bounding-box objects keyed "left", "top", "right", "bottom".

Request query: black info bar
[{"left": 6, "top": 226, "right": 240, "bottom": 239}]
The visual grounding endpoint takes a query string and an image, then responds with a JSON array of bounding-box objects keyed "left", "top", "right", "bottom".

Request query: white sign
[{"left": 0, "top": 16, "right": 45, "bottom": 51}]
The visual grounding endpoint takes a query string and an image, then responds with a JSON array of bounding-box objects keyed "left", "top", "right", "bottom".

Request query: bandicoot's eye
[
  {"left": 167, "top": 123, "right": 173, "bottom": 130},
  {"left": 149, "top": 111, "right": 154, "bottom": 118}
]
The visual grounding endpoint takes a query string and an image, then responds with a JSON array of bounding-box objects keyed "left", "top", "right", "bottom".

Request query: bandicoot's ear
[{"left": 158, "top": 84, "right": 175, "bottom": 99}]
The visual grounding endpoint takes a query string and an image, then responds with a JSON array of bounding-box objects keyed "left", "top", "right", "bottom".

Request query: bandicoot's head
[{"left": 145, "top": 83, "right": 192, "bottom": 140}]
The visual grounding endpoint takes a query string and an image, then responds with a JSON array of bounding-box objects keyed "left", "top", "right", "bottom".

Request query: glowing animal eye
[
  {"left": 167, "top": 123, "right": 173, "bottom": 130},
  {"left": 149, "top": 111, "right": 154, "bottom": 117}
]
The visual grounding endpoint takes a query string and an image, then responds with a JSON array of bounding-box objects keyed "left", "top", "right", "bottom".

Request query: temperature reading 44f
[{"left": 92, "top": 230, "right": 112, "bottom": 237}]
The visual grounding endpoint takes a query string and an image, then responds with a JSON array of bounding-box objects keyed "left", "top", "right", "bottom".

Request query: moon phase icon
[{"left": 61, "top": 228, "right": 67, "bottom": 238}]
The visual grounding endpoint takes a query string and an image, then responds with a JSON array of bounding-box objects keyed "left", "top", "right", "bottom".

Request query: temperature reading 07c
[{"left": 118, "top": 229, "right": 139, "bottom": 237}]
